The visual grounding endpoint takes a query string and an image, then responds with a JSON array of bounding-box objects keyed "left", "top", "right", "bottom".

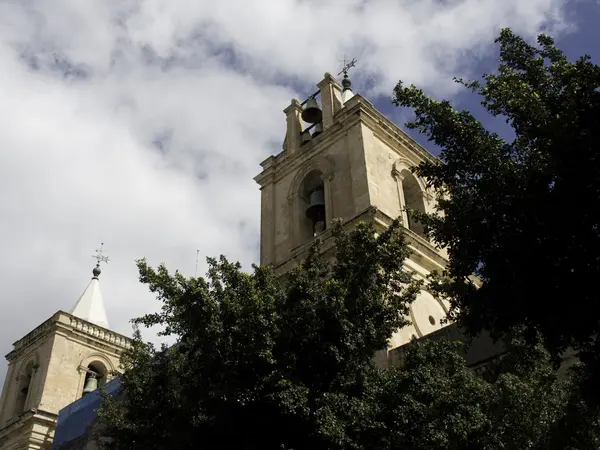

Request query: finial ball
[{"left": 93, "top": 265, "right": 102, "bottom": 277}]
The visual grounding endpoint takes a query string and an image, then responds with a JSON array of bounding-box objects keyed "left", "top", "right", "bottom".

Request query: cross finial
[
  {"left": 92, "top": 243, "right": 110, "bottom": 266},
  {"left": 337, "top": 56, "right": 357, "bottom": 78}
]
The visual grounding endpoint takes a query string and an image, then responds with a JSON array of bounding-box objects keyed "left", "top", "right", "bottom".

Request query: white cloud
[{"left": 0, "top": 0, "right": 570, "bottom": 390}]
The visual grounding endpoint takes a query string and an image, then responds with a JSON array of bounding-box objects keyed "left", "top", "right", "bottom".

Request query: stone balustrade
[{"left": 68, "top": 316, "right": 131, "bottom": 349}]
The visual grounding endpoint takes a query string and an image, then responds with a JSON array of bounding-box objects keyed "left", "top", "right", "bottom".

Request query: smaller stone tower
[{"left": 0, "top": 247, "right": 130, "bottom": 450}]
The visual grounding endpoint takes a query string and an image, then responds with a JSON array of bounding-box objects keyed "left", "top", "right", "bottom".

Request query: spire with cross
[
  {"left": 91, "top": 243, "right": 110, "bottom": 278},
  {"left": 71, "top": 243, "right": 111, "bottom": 327}
]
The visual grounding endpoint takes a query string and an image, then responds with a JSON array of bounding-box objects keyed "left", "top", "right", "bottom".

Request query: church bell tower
[
  {"left": 0, "top": 246, "right": 130, "bottom": 450},
  {"left": 254, "top": 69, "right": 452, "bottom": 364}
]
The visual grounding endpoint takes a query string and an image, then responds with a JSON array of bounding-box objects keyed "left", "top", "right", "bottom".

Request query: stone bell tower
[
  {"left": 0, "top": 246, "right": 130, "bottom": 450},
  {"left": 254, "top": 70, "right": 452, "bottom": 364}
]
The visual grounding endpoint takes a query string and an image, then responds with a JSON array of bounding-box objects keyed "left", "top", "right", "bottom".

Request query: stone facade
[
  {"left": 254, "top": 73, "right": 452, "bottom": 364},
  {"left": 0, "top": 312, "right": 130, "bottom": 450}
]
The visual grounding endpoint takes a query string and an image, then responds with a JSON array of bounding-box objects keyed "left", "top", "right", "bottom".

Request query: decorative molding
[
  {"left": 0, "top": 408, "right": 58, "bottom": 440},
  {"left": 274, "top": 205, "right": 447, "bottom": 278},
  {"left": 337, "top": 95, "right": 439, "bottom": 165},
  {"left": 392, "top": 158, "right": 428, "bottom": 193},
  {"left": 287, "top": 155, "right": 335, "bottom": 199},
  {"left": 392, "top": 169, "right": 409, "bottom": 227},
  {"left": 79, "top": 352, "right": 116, "bottom": 373},
  {"left": 256, "top": 94, "right": 440, "bottom": 190},
  {"left": 391, "top": 167, "right": 404, "bottom": 181},
  {"left": 8, "top": 318, "right": 54, "bottom": 360},
  {"left": 16, "top": 351, "right": 40, "bottom": 374},
  {"left": 257, "top": 122, "right": 346, "bottom": 187},
  {"left": 68, "top": 316, "right": 131, "bottom": 350},
  {"left": 7, "top": 312, "right": 131, "bottom": 365},
  {"left": 391, "top": 157, "right": 416, "bottom": 179}
]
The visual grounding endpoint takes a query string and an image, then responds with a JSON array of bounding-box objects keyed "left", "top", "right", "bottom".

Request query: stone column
[
  {"left": 259, "top": 183, "right": 276, "bottom": 267},
  {"left": 23, "top": 364, "right": 39, "bottom": 410},
  {"left": 283, "top": 99, "right": 303, "bottom": 155},
  {"left": 316, "top": 73, "right": 343, "bottom": 130},
  {"left": 392, "top": 168, "right": 409, "bottom": 227},
  {"left": 76, "top": 365, "right": 90, "bottom": 401},
  {"left": 321, "top": 170, "right": 334, "bottom": 226}
]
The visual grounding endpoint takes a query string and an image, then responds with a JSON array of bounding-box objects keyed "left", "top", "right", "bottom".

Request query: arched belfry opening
[
  {"left": 82, "top": 361, "right": 108, "bottom": 396},
  {"left": 299, "top": 170, "right": 327, "bottom": 241},
  {"left": 400, "top": 169, "right": 427, "bottom": 239},
  {"left": 13, "top": 361, "right": 34, "bottom": 415}
]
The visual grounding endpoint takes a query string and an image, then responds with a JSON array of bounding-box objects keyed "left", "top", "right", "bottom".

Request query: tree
[
  {"left": 392, "top": 28, "right": 600, "bottom": 446},
  {"left": 393, "top": 27, "right": 600, "bottom": 366},
  {"left": 367, "top": 333, "right": 570, "bottom": 450},
  {"left": 98, "top": 220, "right": 418, "bottom": 450},
  {"left": 98, "top": 220, "right": 573, "bottom": 450}
]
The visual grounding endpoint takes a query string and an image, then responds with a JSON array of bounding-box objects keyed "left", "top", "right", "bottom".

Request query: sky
[{"left": 0, "top": 0, "right": 597, "bottom": 391}]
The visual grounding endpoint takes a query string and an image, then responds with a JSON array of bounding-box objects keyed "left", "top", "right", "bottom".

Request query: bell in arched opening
[
  {"left": 82, "top": 371, "right": 98, "bottom": 396},
  {"left": 305, "top": 187, "right": 326, "bottom": 236},
  {"left": 301, "top": 97, "right": 323, "bottom": 124}
]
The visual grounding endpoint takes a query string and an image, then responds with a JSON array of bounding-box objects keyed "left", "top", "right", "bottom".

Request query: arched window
[
  {"left": 298, "top": 170, "right": 327, "bottom": 241},
  {"left": 82, "top": 361, "right": 108, "bottom": 396},
  {"left": 13, "top": 361, "right": 34, "bottom": 415},
  {"left": 400, "top": 169, "right": 427, "bottom": 239}
]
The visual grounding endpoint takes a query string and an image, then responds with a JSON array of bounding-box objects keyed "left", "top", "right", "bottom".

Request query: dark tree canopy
[
  {"left": 393, "top": 29, "right": 600, "bottom": 363},
  {"left": 393, "top": 28, "right": 600, "bottom": 448},
  {"left": 99, "top": 221, "right": 576, "bottom": 450},
  {"left": 99, "top": 221, "right": 419, "bottom": 450}
]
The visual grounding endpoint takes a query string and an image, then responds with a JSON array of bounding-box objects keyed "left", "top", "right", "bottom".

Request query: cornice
[
  {"left": 272, "top": 206, "right": 447, "bottom": 276},
  {"left": 60, "top": 313, "right": 131, "bottom": 351},
  {"left": 255, "top": 121, "right": 349, "bottom": 188},
  {"left": 6, "top": 312, "right": 131, "bottom": 363},
  {"left": 6, "top": 317, "right": 56, "bottom": 362},
  {"left": 346, "top": 95, "right": 439, "bottom": 166},
  {"left": 254, "top": 94, "right": 439, "bottom": 189},
  {"left": 0, "top": 408, "right": 58, "bottom": 439},
  {"left": 369, "top": 208, "right": 447, "bottom": 272}
]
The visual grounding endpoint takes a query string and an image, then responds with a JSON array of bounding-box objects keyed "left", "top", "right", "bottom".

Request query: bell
[
  {"left": 305, "top": 188, "right": 326, "bottom": 223},
  {"left": 300, "top": 129, "right": 312, "bottom": 146},
  {"left": 82, "top": 373, "right": 98, "bottom": 395},
  {"left": 313, "top": 220, "right": 326, "bottom": 235},
  {"left": 301, "top": 97, "right": 323, "bottom": 124},
  {"left": 312, "top": 122, "right": 323, "bottom": 138}
]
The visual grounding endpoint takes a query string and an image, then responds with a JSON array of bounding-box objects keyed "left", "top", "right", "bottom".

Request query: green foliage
[
  {"left": 368, "top": 333, "right": 570, "bottom": 450},
  {"left": 393, "top": 28, "right": 600, "bottom": 445},
  {"left": 99, "top": 220, "right": 419, "bottom": 449},
  {"left": 98, "top": 218, "right": 576, "bottom": 449},
  {"left": 393, "top": 28, "right": 600, "bottom": 358}
]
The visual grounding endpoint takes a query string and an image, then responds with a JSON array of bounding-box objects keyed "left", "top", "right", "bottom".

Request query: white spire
[
  {"left": 70, "top": 244, "right": 111, "bottom": 329},
  {"left": 71, "top": 270, "right": 110, "bottom": 329}
]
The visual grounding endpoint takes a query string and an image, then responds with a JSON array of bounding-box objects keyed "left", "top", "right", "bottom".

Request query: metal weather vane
[
  {"left": 338, "top": 56, "right": 357, "bottom": 78},
  {"left": 92, "top": 243, "right": 110, "bottom": 266}
]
